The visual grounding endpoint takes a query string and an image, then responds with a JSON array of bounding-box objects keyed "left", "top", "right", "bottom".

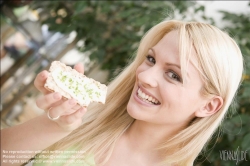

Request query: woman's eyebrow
[
  {"left": 150, "top": 48, "right": 190, "bottom": 78},
  {"left": 150, "top": 48, "right": 181, "bottom": 69},
  {"left": 167, "top": 63, "right": 190, "bottom": 79},
  {"left": 149, "top": 48, "right": 155, "bottom": 55},
  {"left": 165, "top": 63, "right": 181, "bottom": 70}
]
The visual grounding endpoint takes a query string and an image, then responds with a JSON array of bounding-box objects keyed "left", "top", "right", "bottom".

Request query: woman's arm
[
  {"left": 1, "top": 113, "right": 73, "bottom": 150},
  {"left": 1, "top": 100, "right": 86, "bottom": 166},
  {"left": 1, "top": 64, "right": 86, "bottom": 166}
]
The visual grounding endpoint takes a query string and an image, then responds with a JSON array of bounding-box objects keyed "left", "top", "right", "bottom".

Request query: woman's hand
[{"left": 34, "top": 63, "right": 87, "bottom": 131}]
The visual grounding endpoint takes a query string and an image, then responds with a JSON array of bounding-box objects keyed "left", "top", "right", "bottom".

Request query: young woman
[{"left": 1, "top": 20, "right": 243, "bottom": 166}]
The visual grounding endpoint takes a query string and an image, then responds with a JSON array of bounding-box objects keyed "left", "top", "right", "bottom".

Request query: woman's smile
[
  {"left": 127, "top": 30, "right": 208, "bottom": 126},
  {"left": 134, "top": 86, "right": 161, "bottom": 106}
]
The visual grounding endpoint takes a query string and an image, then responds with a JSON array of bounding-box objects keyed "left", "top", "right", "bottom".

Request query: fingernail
[
  {"left": 69, "top": 99, "right": 76, "bottom": 105},
  {"left": 41, "top": 71, "right": 47, "bottom": 79},
  {"left": 53, "top": 93, "right": 61, "bottom": 99}
]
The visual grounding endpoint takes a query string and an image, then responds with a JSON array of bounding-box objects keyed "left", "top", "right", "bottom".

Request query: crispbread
[{"left": 44, "top": 61, "right": 107, "bottom": 106}]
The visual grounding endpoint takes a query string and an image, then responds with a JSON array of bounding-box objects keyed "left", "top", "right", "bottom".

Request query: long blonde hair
[{"left": 46, "top": 20, "right": 243, "bottom": 165}]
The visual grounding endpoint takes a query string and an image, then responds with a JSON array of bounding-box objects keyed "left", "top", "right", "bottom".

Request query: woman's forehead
[
  {"left": 153, "top": 31, "right": 179, "bottom": 58},
  {"left": 153, "top": 31, "right": 197, "bottom": 64},
  {"left": 154, "top": 31, "right": 201, "bottom": 81}
]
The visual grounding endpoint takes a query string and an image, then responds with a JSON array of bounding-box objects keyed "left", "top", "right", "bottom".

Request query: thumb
[{"left": 74, "top": 63, "right": 84, "bottom": 74}]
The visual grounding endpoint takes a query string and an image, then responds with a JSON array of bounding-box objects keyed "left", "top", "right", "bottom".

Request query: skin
[
  {"left": 1, "top": 64, "right": 87, "bottom": 166},
  {"left": 1, "top": 31, "right": 223, "bottom": 166},
  {"left": 104, "top": 31, "right": 223, "bottom": 165},
  {"left": 34, "top": 63, "right": 87, "bottom": 131},
  {"left": 127, "top": 30, "right": 208, "bottom": 127}
]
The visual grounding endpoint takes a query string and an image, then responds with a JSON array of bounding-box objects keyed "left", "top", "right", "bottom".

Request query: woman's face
[{"left": 127, "top": 30, "right": 208, "bottom": 128}]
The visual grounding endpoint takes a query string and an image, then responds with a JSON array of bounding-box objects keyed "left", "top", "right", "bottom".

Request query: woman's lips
[{"left": 134, "top": 86, "right": 161, "bottom": 106}]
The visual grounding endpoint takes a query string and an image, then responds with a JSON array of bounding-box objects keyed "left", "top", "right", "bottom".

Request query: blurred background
[{"left": 1, "top": 1, "right": 249, "bottom": 165}]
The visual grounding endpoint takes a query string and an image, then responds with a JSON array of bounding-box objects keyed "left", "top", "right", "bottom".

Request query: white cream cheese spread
[{"left": 44, "top": 61, "right": 107, "bottom": 106}]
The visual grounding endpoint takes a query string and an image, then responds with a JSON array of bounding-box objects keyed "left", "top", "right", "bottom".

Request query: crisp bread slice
[{"left": 44, "top": 61, "right": 107, "bottom": 106}]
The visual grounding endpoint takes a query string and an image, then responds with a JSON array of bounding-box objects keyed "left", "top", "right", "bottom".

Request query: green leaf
[
  {"left": 241, "top": 133, "right": 250, "bottom": 150},
  {"left": 74, "top": 1, "right": 87, "bottom": 14},
  {"left": 195, "top": 6, "right": 205, "bottom": 13}
]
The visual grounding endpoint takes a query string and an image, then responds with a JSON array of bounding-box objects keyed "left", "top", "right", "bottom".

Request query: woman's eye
[
  {"left": 167, "top": 71, "right": 182, "bottom": 82},
  {"left": 146, "top": 55, "right": 156, "bottom": 64}
]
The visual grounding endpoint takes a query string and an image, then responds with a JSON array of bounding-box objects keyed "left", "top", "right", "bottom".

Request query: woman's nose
[{"left": 137, "top": 67, "right": 158, "bottom": 88}]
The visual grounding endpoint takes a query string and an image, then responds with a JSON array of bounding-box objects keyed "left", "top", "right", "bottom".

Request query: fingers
[
  {"left": 48, "top": 98, "right": 77, "bottom": 119},
  {"left": 36, "top": 91, "right": 87, "bottom": 131},
  {"left": 34, "top": 70, "right": 50, "bottom": 94},
  {"left": 74, "top": 63, "right": 84, "bottom": 74},
  {"left": 36, "top": 92, "right": 62, "bottom": 110},
  {"left": 72, "top": 104, "right": 82, "bottom": 111},
  {"left": 60, "top": 107, "right": 87, "bottom": 125},
  {"left": 36, "top": 92, "right": 81, "bottom": 117}
]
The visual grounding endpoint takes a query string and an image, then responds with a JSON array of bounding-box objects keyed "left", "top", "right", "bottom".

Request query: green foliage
[
  {"left": 29, "top": 1, "right": 250, "bottom": 165},
  {"left": 196, "top": 3, "right": 250, "bottom": 166},
  {"left": 29, "top": 1, "right": 206, "bottom": 79}
]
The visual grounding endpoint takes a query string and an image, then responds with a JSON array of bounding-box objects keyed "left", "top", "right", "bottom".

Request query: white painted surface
[{"left": 200, "top": 1, "right": 250, "bottom": 27}]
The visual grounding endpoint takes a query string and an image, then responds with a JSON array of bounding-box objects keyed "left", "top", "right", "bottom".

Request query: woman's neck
[
  {"left": 124, "top": 120, "right": 186, "bottom": 157},
  {"left": 126, "top": 121, "right": 169, "bottom": 150},
  {"left": 102, "top": 120, "right": 185, "bottom": 165}
]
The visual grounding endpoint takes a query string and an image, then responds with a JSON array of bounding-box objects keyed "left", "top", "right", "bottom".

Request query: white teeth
[
  {"left": 144, "top": 99, "right": 152, "bottom": 104},
  {"left": 137, "top": 88, "right": 159, "bottom": 104}
]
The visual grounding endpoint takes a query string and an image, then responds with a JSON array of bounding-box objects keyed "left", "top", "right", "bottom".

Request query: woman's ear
[{"left": 195, "top": 96, "right": 223, "bottom": 117}]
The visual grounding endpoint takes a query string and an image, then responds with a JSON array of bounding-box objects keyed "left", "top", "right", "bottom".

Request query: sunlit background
[{"left": 1, "top": 1, "right": 249, "bottom": 165}]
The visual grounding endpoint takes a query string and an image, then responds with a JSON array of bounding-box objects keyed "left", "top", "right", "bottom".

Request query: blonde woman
[{"left": 1, "top": 20, "right": 243, "bottom": 166}]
